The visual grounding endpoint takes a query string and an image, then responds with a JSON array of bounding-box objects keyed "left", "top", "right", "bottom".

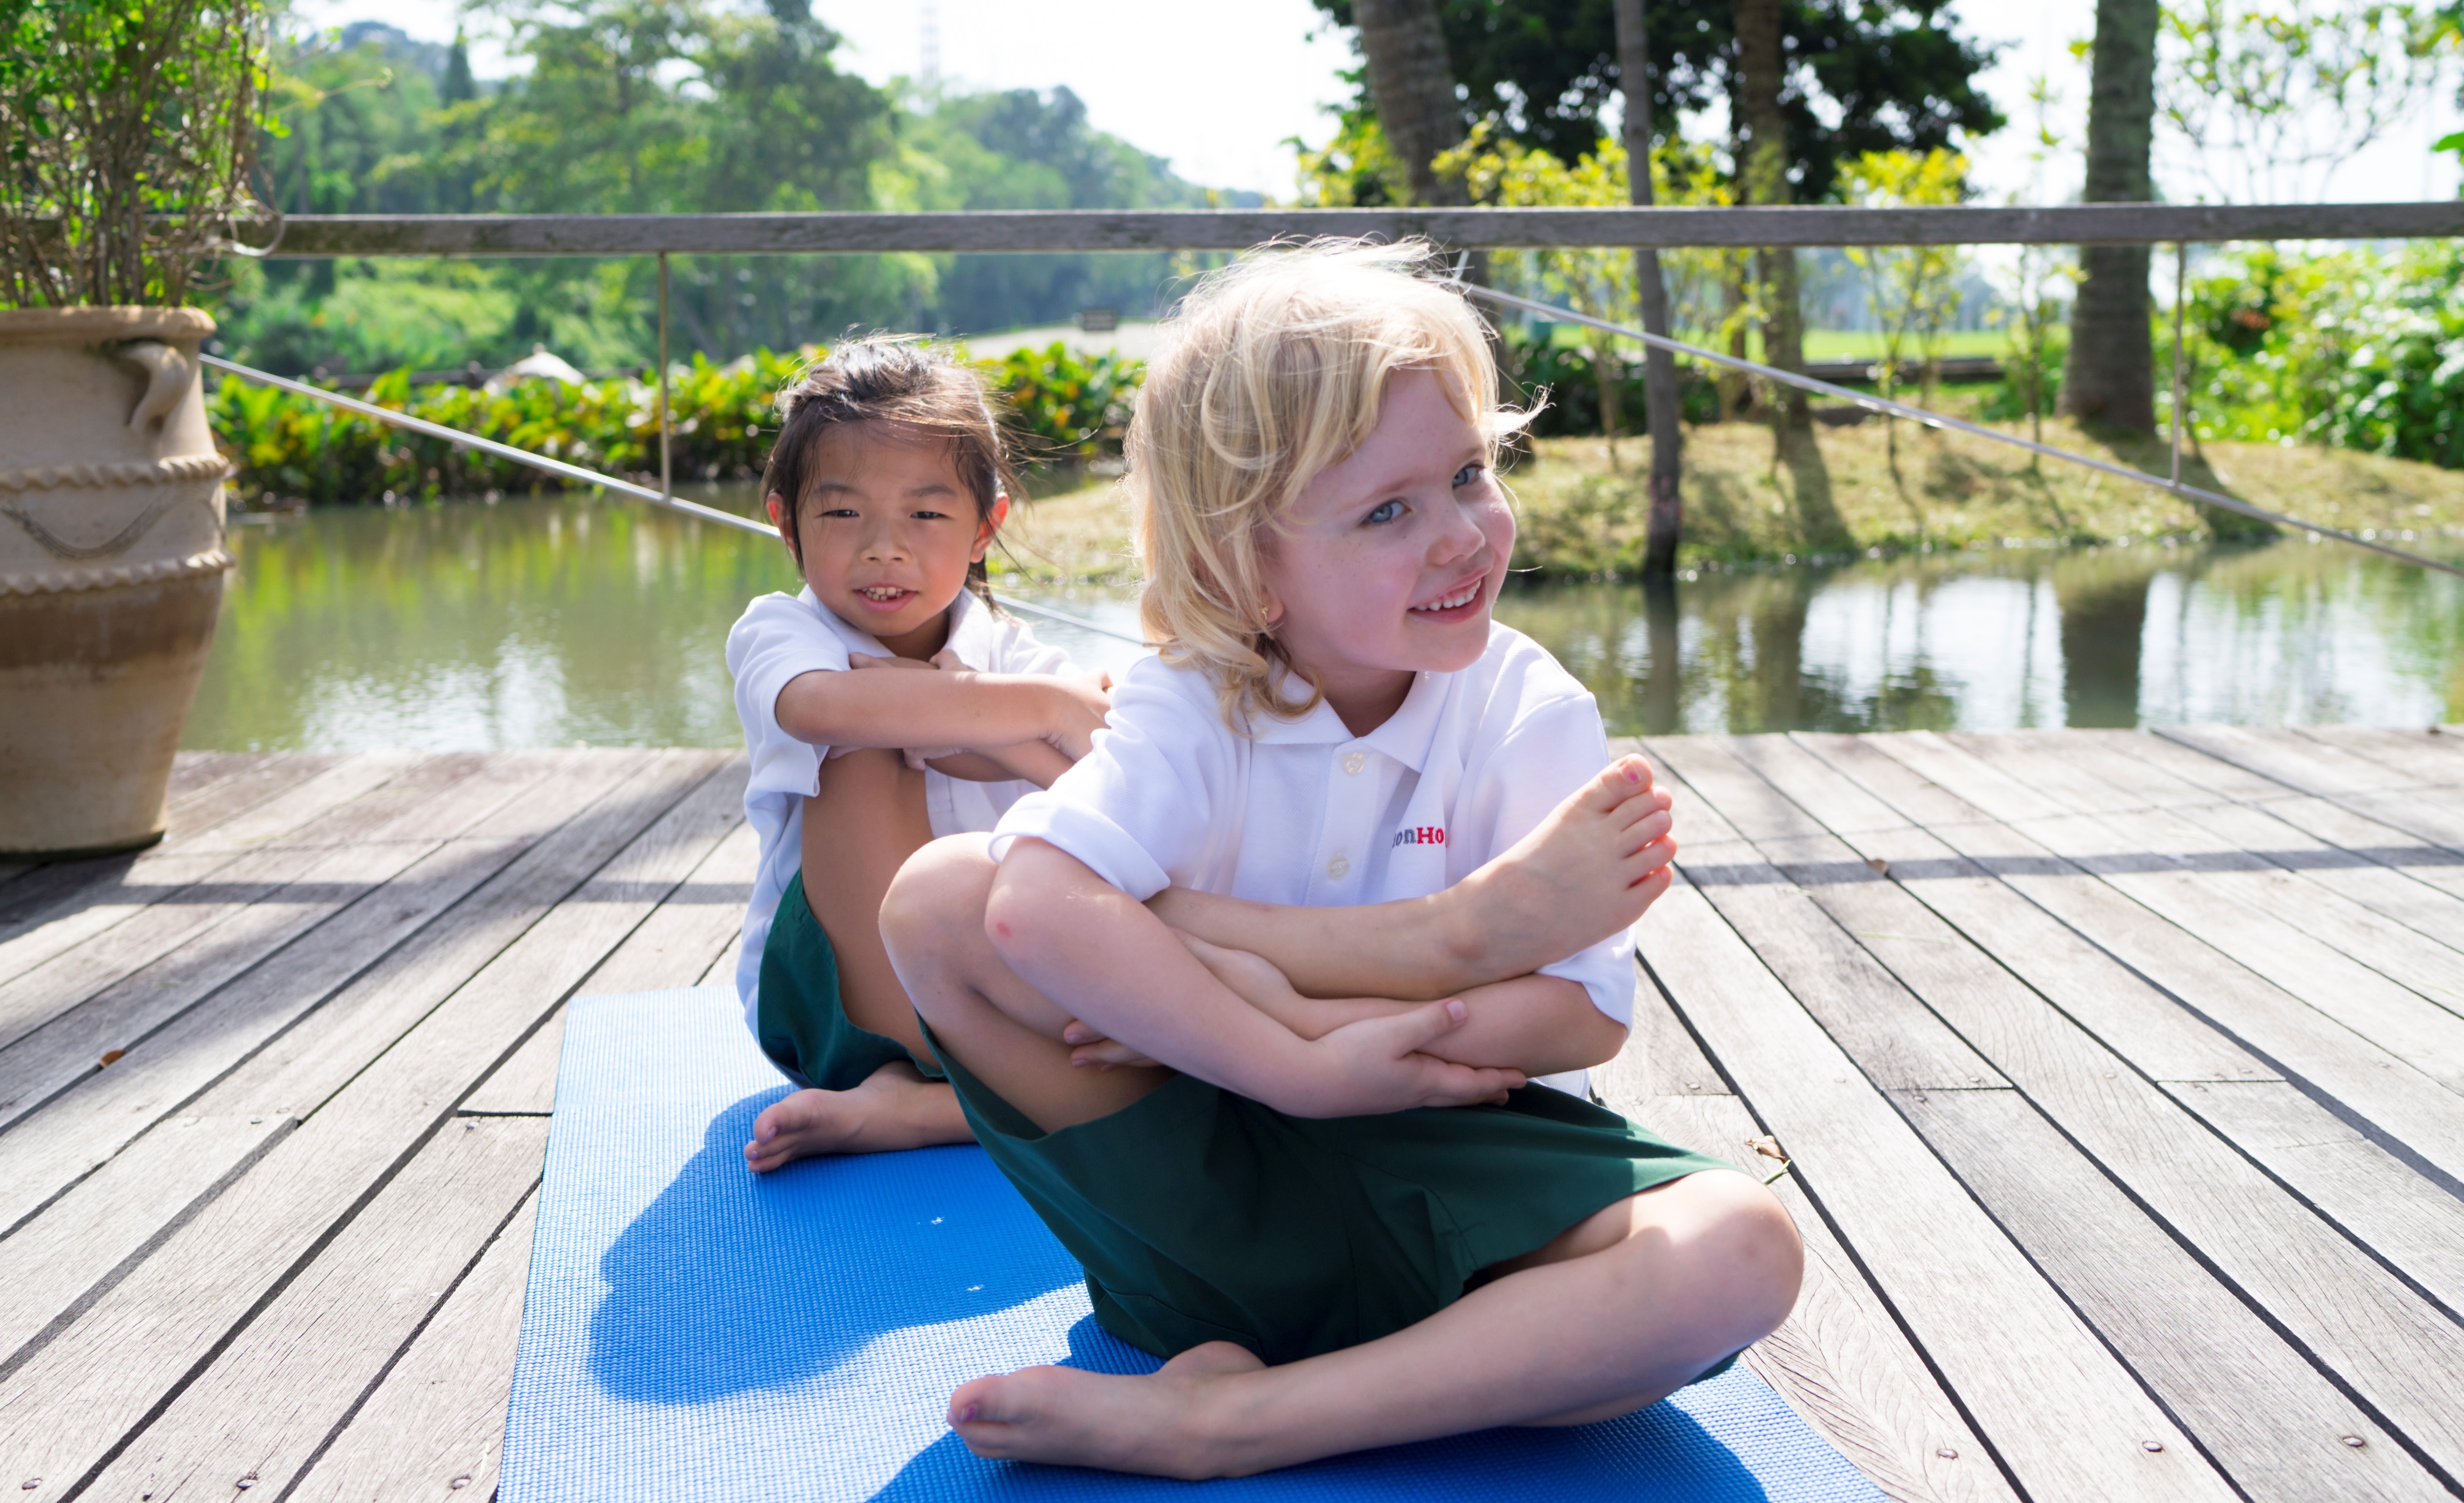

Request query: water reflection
[{"left": 186, "top": 495, "right": 2464, "bottom": 751}]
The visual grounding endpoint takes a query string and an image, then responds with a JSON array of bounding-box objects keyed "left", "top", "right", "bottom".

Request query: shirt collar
[
  {"left": 1244, "top": 667, "right": 1449, "bottom": 773},
  {"left": 797, "top": 585, "right": 994, "bottom": 667}
]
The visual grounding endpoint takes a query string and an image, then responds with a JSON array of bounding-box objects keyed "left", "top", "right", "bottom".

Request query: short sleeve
[
  {"left": 727, "top": 593, "right": 854, "bottom": 800},
  {"left": 1472, "top": 694, "right": 1636, "bottom": 1027},
  {"left": 989, "top": 655, "right": 1224, "bottom": 900}
]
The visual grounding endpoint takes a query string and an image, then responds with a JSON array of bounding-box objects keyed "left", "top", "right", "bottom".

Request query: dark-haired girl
[{"left": 726, "top": 336, "right": 1110, "bottom": 1170}]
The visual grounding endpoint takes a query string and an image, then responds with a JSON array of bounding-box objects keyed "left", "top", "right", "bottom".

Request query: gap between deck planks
[
  {"left": 1640, "top": 735, "right": 2464, "bottom": 1499},
  {"left": 10, "top": 736, "right": 2462, "bottom": 1503},
  {"left": 0, "top": 750, "right": 744, "bottom": 1497}
]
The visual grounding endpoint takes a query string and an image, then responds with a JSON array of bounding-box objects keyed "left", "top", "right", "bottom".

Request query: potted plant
[{"left": 0, "top": 0, "right": 273, "bottom": 857}]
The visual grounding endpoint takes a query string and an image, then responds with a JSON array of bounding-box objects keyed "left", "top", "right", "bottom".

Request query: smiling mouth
[
  {"left": 1410, "top": 578, "right": 1485, "bottom": 614},
  {"left": 854, "top": 585, "right": 916, "bottom": 605}
]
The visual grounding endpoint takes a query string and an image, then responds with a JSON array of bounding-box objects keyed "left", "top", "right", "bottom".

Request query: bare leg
[
  {"left": 883, "top": 835, "right": 1177, "bottom": 1131},
  {"left": 1148, "top": 753, "right": 1679, "bottom": 1002},
  {"left": 745, "top": 1063, "right": 973, "bottom": 1171},
  {"left": 745, "top": 750, "right": 975, "bottom": 1172},
  {"left": 945, "top": 1169, "right": 1802, "bottom": 1476}
]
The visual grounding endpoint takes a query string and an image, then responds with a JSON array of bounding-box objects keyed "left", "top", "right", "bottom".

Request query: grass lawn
[{"left": 999, "top": 414, "right": 2464, "bottom": 584}]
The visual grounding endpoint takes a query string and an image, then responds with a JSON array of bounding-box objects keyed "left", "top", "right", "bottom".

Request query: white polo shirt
[
  {"left": 989, "top": 621, "right": 1631, "bottom": 1097},
  {"left": 727, "top": 586, "right": 1075, "bottom": 1022}
]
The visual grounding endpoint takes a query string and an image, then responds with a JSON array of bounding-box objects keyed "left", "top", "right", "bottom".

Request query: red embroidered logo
[{"left": 1390, "top": 825, "right": 1447, "bottom": 848}]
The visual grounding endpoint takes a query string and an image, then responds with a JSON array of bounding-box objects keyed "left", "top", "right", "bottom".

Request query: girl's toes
[{"left": 1583, "top": 755, "right": 1650, "bottom": 809}]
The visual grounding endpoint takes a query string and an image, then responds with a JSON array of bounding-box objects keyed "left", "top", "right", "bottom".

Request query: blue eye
[
  {"left": 1452, "top": 464, "right": 1483, "bottom": 489},
  {"left": 1363, "top": 499, "right": 1404, "bottom": 525}
]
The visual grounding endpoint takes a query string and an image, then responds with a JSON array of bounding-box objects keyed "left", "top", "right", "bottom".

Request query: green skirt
[
  {"left": 756, "top": 871, "right": 942, "bottom": 1091},
  {"left": 928, "top": 1025, "right": 1736, "bottom": 1371}
]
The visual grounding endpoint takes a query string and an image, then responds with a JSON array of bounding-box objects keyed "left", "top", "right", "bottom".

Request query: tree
[
  {"left": 1306, "top": 0, "right": 2002, "bottom": 430},
  {"left": 1351, "top": 0, "right": 1469, "bottom": 204},
  {"left": 1308, "top": 0, "right": 2003, "bottom": 207},
  {"left": 1733, "top": 0, "right": 1808, "bottom": 426},
  {"left": 2062, "top": 0, "right": 2160, "bottom": 433},
  {"left": 1613, "top": 0, "right": 1685, "bottom": 573}
]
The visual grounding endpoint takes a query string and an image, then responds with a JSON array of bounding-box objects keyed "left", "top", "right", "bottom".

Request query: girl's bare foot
[
  {"left": 948, "top": 1341, "right": 1266, "bottom": 1477},
  {"left": 1447, "top": 753, "right": 1676, "bottom": 976},
  {"left": 743, "top": 1062, "right": 973, "bottom": 1171}
]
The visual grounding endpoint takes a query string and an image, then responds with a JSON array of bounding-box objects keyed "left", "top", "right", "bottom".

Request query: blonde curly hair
[{"left": 1127, "top": 238, "right": 1524, "bottom": 726}]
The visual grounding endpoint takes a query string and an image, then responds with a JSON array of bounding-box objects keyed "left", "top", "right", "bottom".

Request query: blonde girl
[
  {"left": 878, "top": 243, "right": 1802, "bottom": 1476},
  {"left": 726, "top": 337, "right": 1108, "bottom": 1171}
]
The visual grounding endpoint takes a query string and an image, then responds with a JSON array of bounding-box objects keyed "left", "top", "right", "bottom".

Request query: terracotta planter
[{"left": 0, "top": 306, "right": 233, "bottom": 858}]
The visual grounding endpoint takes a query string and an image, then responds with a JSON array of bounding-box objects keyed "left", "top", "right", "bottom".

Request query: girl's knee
[
  {"left": 881, "top": 834, "right": 996, "bottom": 956},
  {"left": 1694, "top": 1175, "right": 1803, "bottom": 1336}
]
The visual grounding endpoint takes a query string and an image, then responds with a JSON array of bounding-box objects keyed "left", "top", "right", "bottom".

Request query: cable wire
[
  {"left": 200, "top": 354, "right": 1155, "bottom": 645},
  {"left": 1451, "top": 282, "right": 2464, "bottom": 581}
]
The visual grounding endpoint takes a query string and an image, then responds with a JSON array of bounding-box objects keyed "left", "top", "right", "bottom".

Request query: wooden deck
[{"left": 1, "top": 729, "right": 2461, "bottom": 1501}]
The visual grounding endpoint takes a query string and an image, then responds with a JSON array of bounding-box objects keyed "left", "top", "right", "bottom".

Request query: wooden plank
[
  {"left": 0, "top": 1115, "right": 286, "bottom": 1367},
  {"left": 1732, "top": 736, "right": 2270, "bottom": 1084},
  {"left": 1636, "top": 869, "right": 2238, "bottom": 1502},
  {"left": 0, "top": 754, "right": 334, "bottom": 954},
  {"left": 1676, "top": 836, "right": 2008, "bottom": 1093},
  {"left": 0, "top": 753, "right": 425, "bottom": 1012},
  {"left": 576, "top": 816, "right": 758, "bottom": 997},
  {"left": 2097, "top": 733, "right": 2464, "bottom": 905},
  {"left": 1599, "top": 962, "right": 1732, "bottom": 1101},
  {"left": 2292, "top": 726, "right": 2464, "bottom": 787},
  {"left": 2163, "top": 1079, "right": 2464, "bottom": 1318},
  {"left": 695, "top": 939, "right": 741, "bottom": 988},
  {"left": 288, "top": 1188, "right": 541, "bottom": 1503},
  {"left": 84, "top": 1116, "right": 548, "bottom": 1503},
  {"left": 462, "top": 815, "right": 757, "bottom": 1117},
  {"left": 1897, "top": 1089, "right": 2440, "bottom": 1501},
  {"left": 228, "top": 752, "right": 743, "bottom": 1118},
  {"left": 2002, "top": 807, "right": 2464, "bottom": 1095},
  {"left": 0, "top": 755, "right": 626, "bottom": 1235},
  {"left": 2064, "top": 728, "right": 2298, "bottom": 803},
  {"left": 1943, "top": 732, "right": 2464, "bottom": 983},
  {"left": 162, "top": 750, "right": 268, "bottom": 806},
  {"left": 1781, "top": 739, "right": 2464, "bottom": 1315},
  {"left": 1907, "top": 816, "right": 2464, "bottom": 1178},
  {"left": 0, "top": 753, "right": 533, "bottom": 1131},
  {"left": 2150, "top": 799, "right": 2464, "bottom": 962},
  {"left": 2165, "top": 726, "right": 2425, "bottom": 797},
  {"left": 1624, "top": 1092, "right": 2016, "bottom": 1503},
  {"left": 1741, "top": 825, "right": 2464, "bottom": 1486},
  {"left": 0, "top": 755, "right": 739, "bottom": 1490},
  {"left": 2157, "top": 726, "right": 2464, "bottom": 855},
  {"left": 261, "top": 201, "right": 2464, "bottom": 257}
]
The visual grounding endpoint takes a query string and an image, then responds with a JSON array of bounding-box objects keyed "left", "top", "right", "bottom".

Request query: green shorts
[
  {"left": 755, "top": 871, "right": 942, "bottom": 1091},
  {"left": 927, "top": 1024, "right": 1737, "bottom": 1371}
]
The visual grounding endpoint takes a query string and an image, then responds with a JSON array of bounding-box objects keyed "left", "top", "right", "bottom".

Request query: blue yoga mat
[{"left": 503, "top": 986, "right": 1884, "bottom": 1503}]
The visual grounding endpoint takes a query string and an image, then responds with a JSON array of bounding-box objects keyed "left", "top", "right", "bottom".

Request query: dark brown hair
[{"left": 761, "top": 335, "right": 1022, "bottom": 594}]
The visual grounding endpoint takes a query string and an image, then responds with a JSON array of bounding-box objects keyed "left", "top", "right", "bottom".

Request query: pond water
[{"left": 184, "top": 491, "right": 2464, "bottom": 752}]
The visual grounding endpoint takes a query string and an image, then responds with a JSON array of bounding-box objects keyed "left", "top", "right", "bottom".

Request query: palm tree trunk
[
  {"left": 1733, "top": 0, "right": 1808, "bottom": 428},
  {"left": 2061, "top": 0, "right": 2160, "bottom": 432},
  {"left": 1616, "top": 0, "right": 1685, "bottom": 574},
  {"left": 1352, "top": 0, "right": 1468, "bottom": 206}
]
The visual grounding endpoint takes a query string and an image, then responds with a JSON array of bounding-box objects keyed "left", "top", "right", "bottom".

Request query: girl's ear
[
  {"left": 766, "top": 491, "right": 800, "bottom": 561},
  {"left": 970, "top": 492, "right": 1010, "bottom": 563}
]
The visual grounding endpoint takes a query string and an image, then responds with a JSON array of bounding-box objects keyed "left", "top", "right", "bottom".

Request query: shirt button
[
  {"left": 1342, "top": 751, "right": 1367, "bottom": 776},
  {"left": 1327, "top": 854, "right": 1350, "bottom": 881}
]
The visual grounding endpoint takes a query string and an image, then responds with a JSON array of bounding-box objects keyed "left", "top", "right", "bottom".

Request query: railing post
[
  {"left": 658, "top": 250, "right": 674, "bottom": 505},
  {"left": 2170, "top": 240, "right": 2188, "bottom": 492}
]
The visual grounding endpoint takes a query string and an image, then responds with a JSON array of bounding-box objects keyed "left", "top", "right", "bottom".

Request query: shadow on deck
[{"left": 1, "top": 727, "right": 2461, "bottom": 1500}]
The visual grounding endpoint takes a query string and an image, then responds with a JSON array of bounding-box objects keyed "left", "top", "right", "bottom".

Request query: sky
[{"left": 287, "top": 0, "right": 2462, "bottom": 206}]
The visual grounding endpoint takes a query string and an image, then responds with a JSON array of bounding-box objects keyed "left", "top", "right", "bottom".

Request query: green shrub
[
  {"left": 2181, "top": 242, "right": 2464, "bottom": 470},
  {"left": 211, "top": 341, "right": 1146, "bottom": 505}
]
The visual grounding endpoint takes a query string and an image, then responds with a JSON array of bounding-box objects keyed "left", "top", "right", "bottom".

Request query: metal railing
[
  {"left": 248, "top": 202, "right": 2464, "bottom": 255},
  {"left": 192, "top": 202, "right": 2464, "bottom": 587}
]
